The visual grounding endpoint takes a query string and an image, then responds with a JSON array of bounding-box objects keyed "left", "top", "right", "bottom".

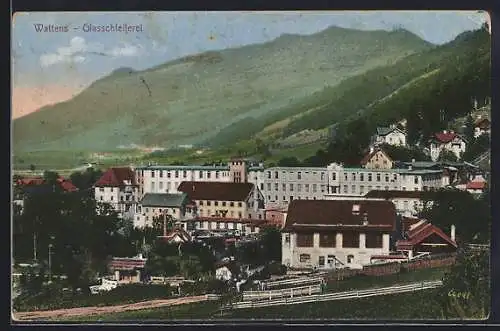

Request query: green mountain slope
[{"left": 13, "top": 27, "right": 432, "bottom": 152}]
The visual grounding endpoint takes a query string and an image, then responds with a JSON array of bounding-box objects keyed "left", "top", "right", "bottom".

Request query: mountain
[{"left": 13, "top": 26, "right": 432, "bottom": 152}]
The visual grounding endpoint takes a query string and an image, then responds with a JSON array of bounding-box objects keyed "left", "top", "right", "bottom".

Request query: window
[
  {"left": 368, "top": 173, "right": 372, "bottom": 182},
  {"left": 267, "top": 183, "right": 272, "bottom": 191},
  {"left": 183, "top": 171, "right": 187, "bottom": 178},
  {"left": 207, "top": 172, "right": 211, "bottom": 179},
  {"left": 151, "top": 171, "right": 155, "bottom": 178},
  {"left": 342, "top": 231, "right": 360, "bottom": 248},
  {"left": 99, "top": 187, "right": 104, "bottom": 192},
  {"left": 344, "top": 173, "right": 348, "bottom": 181},
  {"left": 222, "top": 201, "right": 226, "bottom": 207},
  {"left": 376, "top": 173, "right": 381, "bottom": 182},
  {"left": 359, "top": 185, "right": 365, "bottom": 195},
  {"left": 414, "top": 176, "right": 419, "bottom": 184},
  {"left": 199, "top": 171, "right": 203, "bottom": 179},
  {"left": 290, "top": 184, "right": 294, "bottom": 192},
  {"left": 290, "top": 196, "right": 294, "bottom": 201},
  {"left": 305, "top": 184, "right": 310, "bottom": 192},
  {"left": 214, "top": 201, "right": 219, "bottom": 206},
  {"left": 175, "top": 171, "right": 179, "bottom": 178},
  {"left": 274, "top": 171, "right": 279, "bottom": 179},
  {"left": 321, "top": 185, "right": 325, "bottom": 193},
  {"left": 267, "top": 171, "right": 271, "bottom": 179},
  {"left": 299, "top": 254, "right": 311, "bottom": 263},
  {"left": 332, "top": 173, "right": 336, "bottom": 181},
  {"left": 327, "top": 255, "right": 336, "bottom": 267},
  {"left": 216, "top": 222, "right": 220, "bottom": 229},
  {"left": 207, "top": 201, "right": 212, "bottom": 206},
  {"left": 385, "top": 186, "right": 389, "bottom": 190},
  {"left": 282, "top": 196, "right": 286, "bottom": 201},
  {"left": 199, "top": 201, "right": 204, "bottom": 206},
  {"left": 385, "top": 174, "right": 389, "bottom": 182},
  {"left": 321, "top": 172, "right": 325, "bottom": 180},
  {"left": 296, "top": 233, "right": 314, "bottom": 247},
  {"left": 352, "top": 173, "right": 356, "bottom": 181},
  {"left": 100, "top": 196, "right": 103, "bottom": 201},
  {"left": 230, "top": 202, "right": 234, "bottom": 207},
  {"left": 146, "top": 208, "right": 149, "bottom": 212},
  {"left": 275, "top": 183, "right": 279, "bottom": 191},
  {"left": 366, "top": 233, "right": 383, "bottom": 248},
  {"left": 298, "top": 184, "right": 302, "bottom": 192},
  {"left": 159, "top": 182, "right": 163, "bottom": 190},
  {"left": 347, "top": 255, "right": 355, "bottom": 264},
  {"left": 393, "top": 174, "right": 398, "bottom": 181},
  {"left": 216, "top": 171, "right": 220, "bottom": 179},
  {"left": 298, "top": 172, "right": 302, "bottom": 180},
  {"left": 285, "top": 234, "right": 290, "bottom": 243},
  {"left": 110, "top": 187, "right": 114, "bottom": 192},
  {"left": 343, "top": 185, "right": 348, "bottom": 194},
  {"left": 120, "top": 196, "right": 124, "bottom": 202},
  {"left": 351, "top": 185, "right": 356, "bottom": 194},
  {"left": 166, "top": 171, "right": 171, "bottom": 178},
  {"left": 318, "top": 256, "right": 325, "bottom": 266},
  {"left": 159, "top": 171, "right": 163, "bottom": 178},
  {"left": 260, "top": 183, "right": 264, "bottom": 190},
  {"left": 402, "top": 186, "right": 407, "bottom": 191},
  {"left": 238, "top": 202, "right": 242, "bottom": 207},
  {"left": 151, "top": 183, "right": 155, "bottom": 191},
  {"left": 238, "top": 212, "right": 242, "bottom": 218},
  {"left": 313, "top": 184, "right": 317, "bottom": 192},
  {"left": 283, "top": 183, "right": 287, "bottom": 191},
  {"left": 319, "top": 233, "right": 336, "bottom": 247}
]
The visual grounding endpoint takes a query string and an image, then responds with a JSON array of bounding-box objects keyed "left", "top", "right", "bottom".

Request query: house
[
  {"left": 108, "top": 254, "right": 147, "bottom": 284},
  {"left": 465, "top": 179, "right": 487, "bottom": 195},
  {"left": 135, "top": 192, "right": 196, "bottom": 228},
  {"left": 94, "top": 167, "right": 139, "bottom": 220},
  {"left": 281, "top": 199, "right": 396, "bottom": 270},
  {"left": 177, "top": 181, "right": 265, "bottom": 220},
  {"left": 159, "top": 227, "right": 192, "bottom": 243},
  {"left": 364, "top": 190, "right": 435, "bottom": 217},
  {"left": 360, "top": 147, "right": 394, "bottom": 170},
  {"left": 134, "top": 159, "right": 265, "bottom": 196},
  {"left": 474, "top": 118, "right": 490, "bottom": 138},
  {"left": 372, "top": 125, "right": 407, "bottom": 147},
  {"left": 396, "top": 220, "right": 457, "bottom": 259},
  {"left": 191, "top": 217, "right": 266, "bottom": 235},
  {"left": 429, "top": 130, "right": 467, "bottom": 162},
  {"left": 264, "top": 206, "right": 288, "bottom": 228}
]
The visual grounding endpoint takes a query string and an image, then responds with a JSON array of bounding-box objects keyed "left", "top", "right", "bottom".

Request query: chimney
[{"left": 451, "top": 225, "right": 456, "bottom": 242}]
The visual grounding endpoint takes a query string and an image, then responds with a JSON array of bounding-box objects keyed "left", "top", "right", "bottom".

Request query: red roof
[
  {"left": 16, "top": 176, "right": 78, "bottom": 192},
  {"left": 283, "top": 199, "right": 396, "bottom": 231},
  {"left": 401, "top": 216, "right": 422, "bottom": 233},
  {"left": 159, "top": 227, "right": 192, "bottom": 242},
  {"left": 109, "top": 257, "right": 146, "bottom": 270},
  {"left": 432, "top": 132, "right": 463, "bottom": 144},
  {"left": 397, "top": 222, "right": 457, "bottom": 249},
  {"left": 178, "top": 181, "right": 254, "bottom": 202},
  {"left": 466, "top": 181, "right": 486, "bottom": 190},
  {"left": 95, "top": 167, "right": 136, "bottom": 187}
]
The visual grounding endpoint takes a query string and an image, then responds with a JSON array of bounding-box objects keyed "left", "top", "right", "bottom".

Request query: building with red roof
[
  {"left": 281, "top": 199, "right": 397, "bottom": 270},
  {"left": 429, "top": 130, "right": 467, "bottom": 162},
  {"left": 94, "top": 167, "right": 139, "bottom": 219}
]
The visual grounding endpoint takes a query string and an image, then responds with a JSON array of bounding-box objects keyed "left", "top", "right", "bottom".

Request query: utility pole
[{"left": 33, "top": 216, "right": 38, "bottom": 261}]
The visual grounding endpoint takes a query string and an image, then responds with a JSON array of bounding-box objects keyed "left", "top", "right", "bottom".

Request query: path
[{"left": 13, "top": 295, "right": 209, "bottom": 321}]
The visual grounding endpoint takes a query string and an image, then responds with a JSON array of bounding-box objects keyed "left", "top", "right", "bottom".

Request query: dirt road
[{"left": 13, "top": 295, "right": 210, "bottom": 321}]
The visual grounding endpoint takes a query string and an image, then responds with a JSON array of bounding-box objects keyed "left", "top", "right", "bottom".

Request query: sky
[{"left": 11, "top": 11, "right": 488, "bottom": 119}]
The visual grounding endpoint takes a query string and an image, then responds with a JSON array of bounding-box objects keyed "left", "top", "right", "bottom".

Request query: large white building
[
  {"left": 281, "top": 199, "right": 396, "bottom": 270},
  {"left": 372, "top": 125, "right": 407, "bottom": 147},
  {"left": 261, "top": 167, "right": 328, "bottom": 208},
  {"left": 134, "top": 159, "right": 264, "bottom": 197}
]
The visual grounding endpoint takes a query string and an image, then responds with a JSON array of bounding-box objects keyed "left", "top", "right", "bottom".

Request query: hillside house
[
  {"left": 429, "top": 131, "right": 467, "bottom": 162},
  {"left": 136, "top": 193, "right": 196, "bottom": 228},
  {"left": 372, "top": 125, "right": 407, "bottom": 147},
  {"left": 178, "top": 181, "right": 265, "bottom": 219},
  {"left": 264, "top": 205, "right": 288, "bottom": 228},
  {"left": 360, "top": 147, "right": 394, "bottom": 169},
  {"left": 396, "top": 220, "right": 457, "bottom": 259},
  {"left": 474, "top": 118, "right": 490, "bottom": 138},
  {"left": 158, "top": 227, "right": 192, "bottom": 243},
  {"left": 134, "top": 159, "right": 265, "bottom": 197},
  {"left": 108, "top": 254, "right": 147, "bottom": 284},
  {"left": 190, "top": 217, "right": 267, "bottom": 235},
  {"left": 94, "top": 167, "right": 139, "bottom": 220},
  {"left": 281, "top": 199, "right": 396, "bottom": 270}
]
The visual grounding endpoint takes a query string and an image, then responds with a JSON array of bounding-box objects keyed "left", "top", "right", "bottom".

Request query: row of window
[
  {"left": 334, "top": 172, "right": 399, "bottom": 183},
  {"left": 98, "top": 195, "right": 135, "bottom": 202},
  {"left": 266, "top": 170, "right": 326, "bottom": 180},
  {"left": 299, "top": 254, "right": 355, "bottom": 265},
  {"left": 289, "top": 232, "right": 383, "bottom": 249},
  {"left": 146, "top": 170, "right": 231, "bottom": 179},
  {"left": 265, "top": 183, "right": 325, "bottom": 193},
  {"left": 267, "top": 195, "right": 317, "bottom": 203},
  {"left": 198, "top": 200, "right": 244, "bottom": 207}
]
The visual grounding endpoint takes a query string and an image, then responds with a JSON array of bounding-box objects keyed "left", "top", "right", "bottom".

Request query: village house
[
  {"left": 158, "top": 227, "right": 192, "bottom": 243},
  {"left": 363, "top": 190, "right": 434, "bottom": 217},
  {"left": 474, "top": 117, "right": 491, "bottom": 138},
  {"left": 94, "top": 167, "right": 139, "bottom": 220},
  {"left": 135, "top": 192, "right": 196, "bottom": 228},
  {"left": 360, "top": 147, "right": 394, "bottom": 170},
  {"left": 134, "top": 159, "right": 265, "bottom": 197},
  {"left": 396, "top": 220, "right": 457, "bottom": 259},
  {"left": 371, "top": 125, "right": 407, "bottom": 147},
  {"left": 108, "top": 254, "right": 147, "bottom": 284},
  {"left": 264, "top": 204, "right": 288, "bottom": 228},
  {"left": 429, "top": 130, "right": 467, "bottom": 162},
  {"left": 281, "top": 199, "right": 396, "bottom": 270},
  {"left": 178, "top": 181, "right": 265, "bottom": 220},
  {"left": 190, "top": 217, "right": 267, "bottom": 235}
]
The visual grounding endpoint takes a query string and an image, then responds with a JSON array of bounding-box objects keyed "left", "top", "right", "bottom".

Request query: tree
[
  {"left": 380, "top": 143, "right": 430, "bottom": 162},
  {"left": 29, "top": 164, "right": 36, "bottom": 172},
  {"left": 277, "top": 156, "right": 302, "bottom": 167},
  {"left": 259, "top": 227, "right": 282, "bottom": 262},
  {"left": 438, "top": 150, "right": 458, "bottom": 163},
  {"left": 464, "top": 114, "right": 475, "bottom": 143}
]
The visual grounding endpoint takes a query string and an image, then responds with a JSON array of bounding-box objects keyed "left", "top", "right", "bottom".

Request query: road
[{"left": 13, "top": 295, "right": 209, "bottom": 321}]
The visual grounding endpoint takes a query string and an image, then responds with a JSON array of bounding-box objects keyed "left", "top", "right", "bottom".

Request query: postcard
[{"left": 11, "top": 10, "right": 491, "bottom": 323}]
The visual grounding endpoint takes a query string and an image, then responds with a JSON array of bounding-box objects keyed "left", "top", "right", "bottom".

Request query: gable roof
[
  {"left": 16, "top": 176, "right": 78, "bottom": 193},
  {"left": 178, "top": 181, "right": 254, "bottom": 202},
  {"left": 360, "top": 148, "right": 392, "bottom": 166},
  {"left": 466, "top": 181, "right": 487, "bottom": 190},
  {"left": 431, "top": 131, "right": 466, "bottom": 144},
  {"left": 140, "top": 193, "right": 189, "bottom": 207},
  {"left": 283, "top": 199, "right": 396, "bottom": 231},
  {"left": 160, "top": 227, "right": 192, "bottom": 243},
  {"left": 396, "top": 221, "right": 457, "bottom": 249},
  {"left": 376, "top": 126, "right": 404, "bottom": 136},
  {"left": 95, "top": 167, "right": 136, "bottom": 187}
]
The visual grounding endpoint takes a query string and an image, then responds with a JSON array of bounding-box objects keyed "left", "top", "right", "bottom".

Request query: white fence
[
  {"left": 261, "top": 277, "right": 324, "bottom": 290},
  {"left": 243, "top": 285, "right": 322, "bottom": 301},
  {"left": 230, "top": 281, "right": 442, "bottom": 309}
]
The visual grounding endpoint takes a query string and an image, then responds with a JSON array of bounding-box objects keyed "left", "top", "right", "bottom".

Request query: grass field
[{"left": 57, "top": 288, "right": 458, "bottom": 321}]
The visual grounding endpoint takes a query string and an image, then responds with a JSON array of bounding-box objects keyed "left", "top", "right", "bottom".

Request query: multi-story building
[
  {"left": 429, "top": 130, "right": 467, "bottom": 161},
  {"left": 262, "top": 167, "right": 328, "bottom": 208},
  {"left": 134, "top": 159, "right": 264, "bottom": 197},
  {"left": 135, "top": 192, "right": 196, "bottom": 228},
  {"left": 326, "top": 163, "right": 443, "bottom": 196},
  {"left": 360, "top": 147, "right": 394, "bottom": 170},
  {"left": 363, "top": 190, "right": 434, "bottom": 217},
  {"left": 177, "top": 181, "right": 265, "bottom": 220},
  {"left": 94, "top": 167, "right": 139, "bottom": 220},
  {"left": 281, "top": 199, "right": 396, "bottom": 270}
]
